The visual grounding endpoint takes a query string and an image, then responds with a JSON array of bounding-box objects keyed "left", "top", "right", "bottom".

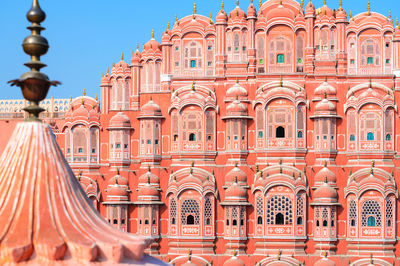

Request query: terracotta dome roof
[
  {"left": 131, "top": 49, "right": 141, "bottom": 64},
  {"left": 305, "top": 0, "right": 315, "bottom": 14},
  {"left": 107, "top": 183, "right": 129, "bottom": 198},
  {"left": 314, "top": 256, "right": 336, "bottom": 266},
  {"left": 336, "top": 7, "right": 347, "bottom": 20},
  {"left": 115, "top": 59, "right": 129, "bottom": 69},
  {"left": 109, "top": 111, "right": 131, "bottom": 128},
  {"left": 72, "top": 102, "right": 89, "bottom": 119},
  {"left": 314, "top": 165, "right": 336, "bottom": 184},
  {"left": 225, "top": 181, "right": 247, "bottom": 202},
  {"left": 144, "top": 38, "right": 161, "bottom": 52},
  {"left": 225, "top": 165, "right": 247, "bottom": 185},
  {"left": 247, "top": 3, "right": 257, "bottom": 17},
  {"left": 229, "top": 5, "right": 247, "bottom": 20},
  {"left": 318, "top": 4, "right": 334, "bottom": 17},
  {"left": 216, "top": 10, "right": 228, "bottom": 22},
  {"left": 223, "top": 255, "right": 245, "bottom": 266},
  {"left": 137, "top": 183, "right": 160, "bottom": 200},
  {"left": 88, "top": 105, "right": 100, "bottom": 121},
  {"left": 107, "top": 172, "right": 129, "bottom": 187},
  {"left": 314, "top": 181, "right": 338, "bottom": 204},
  {"left": 315, "top": 81, "right": 337, "bottom": 96},
  {"left": 140, "top": 99, "right": 162, "bottom": 117},
  {"left": 101, "top": 73, "right": 110, "bottom": 85},
  {"left": 315, "top": 99, "right": 336, "bottom": 112},
  {"left": 138, "top": 169, "right": 160, "bottom": 187},
  {"left": 226, "top": 100, "right": 248, "bottom": 115},
  {"left": 226, "top": 83, "right": 248, "bottom": 98}
]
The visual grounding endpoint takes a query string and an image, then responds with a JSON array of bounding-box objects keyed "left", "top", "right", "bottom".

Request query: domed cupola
[
  {"left": 247, "top": 1, "right": 257, "bottom": 17},
  {"left": 315, "top": 98, "right": 336, "bottom": 114},
  {"left": 131, "top": 43, "right": 142, "bottom": 64},
  {"left": 314, "top": 161, "right": 337, "bottom": 187},
  {"left": 314, "top": 253, "right": 336, "bottom": 266},
  {"left": 318, "top": 0, "right": 334, "bottom": 18},
  {"left": 138, "top": 166, "right": 160, "bottom": 189},
  {"left": 226, "top": 100, "right": 248, "bottom": 116},
  {"left": 224, "top": 178, "right": 248, "bottom": 203},
  {"left": 137, "top": 178, "right": 161, "bottom": 203},
  {"left": 226, "top": 82, "right": 248, "bottom": 101},
  {"left": 72, "top": 99, "right": 89, "bottom": 120},
  {"left": 107, "top": 169, "right": 129, "bottom": 187},
  {"left": 314, "top": 80, "right": 337, "bottom": 99},
  {"left": 305, "top": 0, "right": 315, "bottom": 16},
  {"left": 229, "top": 1, "right": 247, "bottom": 21},
  {"left": 216, "top": 2, "right": 228, "bottom": 23},
  {"left": 225, "top": 163, "right": 247, "bottom": 186},
  {"left": 111, "top": 53, "right": 130, "bottom": 76},
  {"left": 106, "top": 177, "right": 130, "bottom": 202},
  {"left": 143, "top": 30, "right": 162, "bottom": 53},
  {"left": 223, "top": 251, "right": 245, "bottom": 266},
  {"left": 336, "top": 2, "right": 347, "bottom": 21},
  {"left": 139, "top": 98, "right": 162, "bottom": 118},
  {"left": 313, "top": 179, "right": 338, "bottom": 205},
  {"left": 109, "top": 111, "right": 131, "bottom": 129}
]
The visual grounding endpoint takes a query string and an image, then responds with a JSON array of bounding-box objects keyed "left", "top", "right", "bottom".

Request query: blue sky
[{"left": 1, "top": 0, "right": 398, "bottom": 99}]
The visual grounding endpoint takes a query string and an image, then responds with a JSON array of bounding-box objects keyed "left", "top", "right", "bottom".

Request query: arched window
[
  {"left": 256, "top": 196, "right": 264, "bottom": 225},
  {"left": 184, "top": 41, "right": 202, "bottom": 71},
  {"left": 266, "top": 195, "right": 292, "bottom": 225},
  {"left": 297, "top": 217, "right": 303, "bottom": 225},
  {"left": 187, "top": 215, "right": 195, "bottom": 225},
  {"left": 367, "top": 132, "right": 374, "bottom": 140},
  {"left": 232, "top": 219, "right": 237, "bottom": 226},
  {"left": 386, "top": 134, "right": 391, "bottom": 141},
  {"left": 181, "top": 199, "right": 200, "bottom": 225},
  {"left": 275, "top": 213, "right": 284, "bottom": 225},
  {"left": 189, "top": 133, "right": 196, "bottom": 141},
  {"left": 257, "top": 216, "right": 263, "bottom": 225},
  {"left": 350, "top": 134, "right": 355, "bottom": 141},
  {"left": 361, "top": 200, "right": 381, "bottom": 227},
  {"left": 170, "top": 198, "right": 177, "bottom": 225},
  {"left": 276, "top": 126, "right": 285, "bottom": 138},
  {"left": 349, "top": 199, "right": 357, "bottom": 226},
  {"left": 277, "top": 54, "right": 285, "bottom": 64},
  {"left": 298, "top": 131, "right": 303, "bottom": 138},
  {"left": 367, "top": 216, "right": 376, "bottom": 227}
]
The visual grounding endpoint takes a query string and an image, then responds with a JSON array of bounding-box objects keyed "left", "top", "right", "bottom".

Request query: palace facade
[{"left": 3, "top": 0, "right": 400, "bottom": 264}]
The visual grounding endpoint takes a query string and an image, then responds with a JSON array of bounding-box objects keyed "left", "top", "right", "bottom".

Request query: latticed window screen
[
  {"left": 347, "top": 110, "right": 356, "bottom": 141},
  {"left": 386, "top": 197, "right": 393, "bottom": 226},
  {"left": 181, "top": 199, "right": 200, "bottom": 225},
  {"left": 385, "top": 110, "right": 393, "bottom": 139},
  {"left": 204, "top": 197, "right": 212, "bottom": 222},
  {"left": 349, "top": 199, "right": 357, "bottom": 226},
  {"left": 322, "top": 208, "right": 328, "bottom": 221},
  {"left": 315, "top": 207, "right": 320, "bottom": 219},
  {"left": 360, "top": 112, "right": 381, "bottom": 141},
  {"left": 205, "top": 111, "right": 214, "bottom": 139},
  {"left": 361, "top": 38, "right": 380, "bottom": 66},
  {"left": 170, "top": 198, "right": 177, "bottom": 223},
  {"left": 256, "top": 196, "right": 264, "bottom": 216},
  {"left": 257, "top": 36, "right": 265, "bottom": 60},
  {"left": 266, "top": 195, "right": 293, "bottom": 225},
  {"left": 296, "top": 36, "right": 304, "bottom": 62},
  {"left": 296, "top": 194, "right": 304, "bottom": 217},
  {"left": 296, "top": 106, "right": 304, "bottom": 132},
  {"left": 269, "top": 37, "right": 291, "bottom": 65},
  {"left": 256, "top": 107, "right": 264, "bottom": 138},
  {"left": 361, "top": 200, "right": 381, "bottom": 227}
]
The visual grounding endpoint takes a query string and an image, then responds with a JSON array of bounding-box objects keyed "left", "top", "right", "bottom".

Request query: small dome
[
  {"left": 226, "top": 83, "right": 248, "bottom": 98},
  {"left": 110, "top": 112, "right": 131, "bottom": 128},
  {"left": 226, "top": 100, "right": 248, "bottom": 115},
  {"left": 101, "top": 73, "right": 110, "bottom": 85},
  {"left": 247, "top": 3, "right": 257, "bottom": 17},
  {"left": 229, "top": 5, "right": 247, "bottom": 20},
  {"left": 315, "top": 99, "right": 336, "bottom": 112},
  {"left": 223, "top": 255, "right": 245, "bottom": 266},
  {"left": 144, "top": 38, "right": 161, "bottom": 52},
  {"left": 107, "top": 173, "right": 129, "bottom": 187},
  {"left": 225, "top": 166, "right": 247, "bottom": 185},
  {"left": 137, "top": 183, "right": 160, "bottom": 200},
  {"left": 131, "top": 50, "right": 141, "bottom": 64},
  {"left": 336, "top": 7, "right": 347, "bottom": 20},
  {"left": 314, "top": 256, "right": 336, "bottom": 266},
  {"left": 314, "top": 165, "right": 336, "bottom": 184},
  {"left": 318, "top": 4, "right": 334, "bottom": 17},
  {"left": 115, "top": 59, "right": 129, "bottom": 69},
  {"left": 314, "top": 82, "right": 337, "bottom": 96},
  {"left": 138, "top": 169, "right": 160, "bottom": 187},
  {"left": 305, "top": 0, "right": 315, "bottom": 14},
  {"left": 88, "top": 106, "right": 100, "bottom": 121},
  {"left": 107, "top": 183, "right": 129, "bottom": 199},
  {"left": 225, "top": 181, "right": 247, "bottom": 202},
  {"left": 72, "top": 103, "right": 89, "bottom": 119},
  {"left": 314, "top": 182, "right": 338, "bottom": 203},
  {"left": 216, "top": 10, "right": 228, "bottom": 22},
  {"left": 140, "top": 99, "right": 162, "bottom": 117}
]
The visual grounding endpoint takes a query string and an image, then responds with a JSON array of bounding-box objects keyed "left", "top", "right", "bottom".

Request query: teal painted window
[
  {"left": 367, "top": 57, "right": 373, "bottom": 65},
  {"left": 386, "top": 134, "right": 391, "bottom": 141},
  {"left": 78, "top": 147, "right": 83, "bottom": 153},
  {"left": 367, "top": 216, "right": 376, "bottom": 227},
  {"left": 190, "top": 60, "right": 196, "bottom": 68},
  {"left": 258, "top": 131, "right": 263, "bottom": 138},
  {"left": 277, "top": 54, "right": 285, "bottom": 63},
  {"left": 367, "top": 132, "right": 374, "bottom": 141},
  {"left": 297, "top": 131, "right": 303, "bottom": 138},
  {"left": 116, "top": 143, "right": 121, "bottom": 148},
  {"left": 91, "top": 148, "right": 95, "bottom": 153},
  {"left": 350, "top": 134, "right": 355, "bottom": 141}
]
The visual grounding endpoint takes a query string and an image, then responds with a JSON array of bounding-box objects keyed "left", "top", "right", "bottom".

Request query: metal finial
[
  {"left": 152, "top": 29, "right": 155, "bottom": 39},
  {"left": 136, "top": 42, "right": 139, "bottom": 50},
  {"left": 397, "top": 18, "right": 399, "bottom": 27},
  {"left": 167, "top": 21, "right": 170, "bottom": 29},
  {"left": 323, "top": 0, "right": 326, "bottom": 5},
  {"left": 234, "top": 176, "right": 238, "bottom": 183},
  {"left": 221, "top": 0, "right": 224, "bottom": 10},
  {"left": 237, "top": 0, "right": 239, "bottom": 6},
  {"left": 121, "top": 52, "right": 124, "bottom": 61},
  {"left": 259, "top": 0, "right": 262, "bottom": 8},
  {"left": 371, "top": 160, "right": 375, "bottom": 167},
  {"left": 148, "top": 165, "right": 151, "bottom": 172},
  {"left": 95, "top": 93, "right": 98, "bottom": 101},
  {"left": 324, "top": 161, "right": 327, "bottom": 167},
  {"left": 300, "top": 0, "right": 304, "bottom": 8},
  {"left": 280, "top": 76, "right": 283, "bottom": 87},
  {"left": 193, "top": 2, "right": 197, "bottom": 14},
  {"left": 388, "top": 10, "right": 391, "bottom": 20},
  {"left": 117, "top": 168, "right": 120, "bottom": 175},
  {"left": 83, "top": 88, "right": 86, "bottom": 96},
  {"left": 188, "top": 249, "right": 192, "bottom": 261},
  {"left": 339, "top": 0, "right": 342, "bottom": 8},
  {"left": 367, "top": 0, "right": 371, "bottom": 15},
  {"left": 8, "top": 0, "right": 60, "bottom": 121},
  {"left": 350, "top": 10, "right": 352, "bottom": 18}
]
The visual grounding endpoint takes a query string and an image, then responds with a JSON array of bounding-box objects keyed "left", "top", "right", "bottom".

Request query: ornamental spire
[
  {"left": 136, "top": 42, "right": 139, "bottom": 50},
  {"left": 323, "top": 0, "right": 326, "bottom": 5},
  {"left": 339, "top": 0, "right": 343, "bottom": 9},
  {"left": 389, "top": 9, "right": 391, "bottom": 20},
  {"left": 300, "top": 0, "right": 304, "bottom": 8},
  {"left": 397, "top": 18, "right": 399, "bottom": 28},
  {"left": 121, "top": 52, "right": 124, "bottom": 60},
  {"left": 193, "top": 2, "right": 197, "bottom": 14},
  {"left": 259, "top": 0, "right": 262, "bottom": 8},
  {"left": 221, "top": 0, "right": 224, "bottom": 11},
  {"left": 151, "top": 29, "right": 155, "bottom": 39},
  {"left": 236, "top": 0, "right": 239, "bottom": 6},
  {"left": 367, "top": 0, "right": 371, "bottom": 15},
  {"left": 83, "top": 88, "right": 86, "bottom": 96}
]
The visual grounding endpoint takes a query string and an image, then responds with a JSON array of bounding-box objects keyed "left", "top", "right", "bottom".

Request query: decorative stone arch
[
  {"left": 350, "top": 257, "right": 393, "bottom": 266},
  {"left": 169, "top": 84, "right": 217, "bottom": 113},
  {"left": 169, "top": 254, "right": 210, "bottom": 265}
]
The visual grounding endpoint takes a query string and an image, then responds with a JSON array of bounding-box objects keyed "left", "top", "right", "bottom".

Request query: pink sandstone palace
[{"left": 3, "top": 0, "right": 400, "bottom": 265}]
